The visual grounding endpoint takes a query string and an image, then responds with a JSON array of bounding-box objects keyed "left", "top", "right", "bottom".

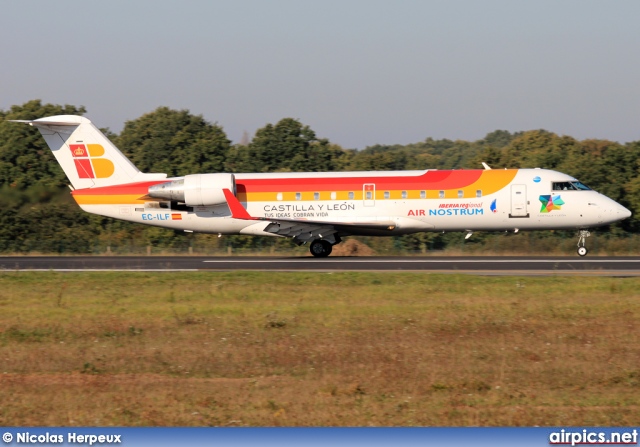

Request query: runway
[{"left": 1, "top": 255, "right": 640, "bottom": 275}]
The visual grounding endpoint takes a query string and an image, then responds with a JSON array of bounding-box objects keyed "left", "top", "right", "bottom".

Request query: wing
[{"left": 222, "top": 189, "right": 396, "bottom": 244}]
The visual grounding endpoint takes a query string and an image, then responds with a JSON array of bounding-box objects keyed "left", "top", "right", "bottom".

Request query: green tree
[
  {"left": 224, "top": 143, "right": 256, "bottom": 173},
  {"left": 237, "top": 118, "right": 344, "bottom": 172},
  {"left": 501, "top": 130, "right": 579, "bottom": 169},
  {"left": 0, "top": 186, "right": 97, "bottom": 253},
  {"left": 347, "top": 137, "right": 488, "bottom": 171},
  {"left": 114, "top": 107, "right": 231, "bottom": 176},
  {"left": 481, "top": 130, "right": 517, "bottom": 149},
  {"left": 0, "top": 99, "right": 87, "bottom": 188},
  {"left": 346, "top": 148, "right": 410, "bottom": 171}
]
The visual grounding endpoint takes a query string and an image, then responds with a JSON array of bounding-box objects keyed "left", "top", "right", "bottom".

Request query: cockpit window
[
  {"left": 552, "top": 181, "right": 591, "bottom": 191},
  {"left": 571, "top": 181, "right": 591, "bottom": 190}
]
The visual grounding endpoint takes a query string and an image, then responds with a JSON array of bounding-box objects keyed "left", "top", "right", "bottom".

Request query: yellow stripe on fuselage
[{"left": 73, "top": 194, "right": 147, "bottom": 205}]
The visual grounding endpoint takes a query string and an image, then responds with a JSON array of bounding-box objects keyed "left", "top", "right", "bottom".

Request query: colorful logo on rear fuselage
[
  {"left": 69, "top": 144, "right": 114, "bottom": 179},
  {"left": 490, "top": 199, "right": 497, "bottom": 213},
  {"left": 539, "top": 195, "right": 565, "bottom": 213}
]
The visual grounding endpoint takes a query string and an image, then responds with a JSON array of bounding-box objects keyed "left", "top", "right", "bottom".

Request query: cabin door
[
  {"left": 509, "top": 184, "right": 529, "bottom": 218},
  {"left": 363, "top": 184, "right": 375, "bottom": 207}
]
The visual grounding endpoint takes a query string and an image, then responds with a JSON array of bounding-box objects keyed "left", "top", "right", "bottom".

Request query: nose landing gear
[{"left": 577, "top": 230, "right": 591, "bottom": 257}]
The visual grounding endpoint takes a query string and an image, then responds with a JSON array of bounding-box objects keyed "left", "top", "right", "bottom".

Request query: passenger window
[
  {"left": 476, "top": 190, "right": 482, "bottom": 198},
  {"left": 314, "top": 192, "right": 320, "bottom": 200},
  {"left": 439, "top": 190, "right": 445, "bottom": 198},
  {"left": 384, "top": 191, "right": 390, "bottom": 199},
  {"left": 277, "top": 193, "right": 283, "bottom": 201},
  {"left": 348, "top": 191, "right": 354, "bottom": 200},
  {"left": 295, "top": 192, "right": 301, "bottom": 200},
  {"left": 401, "top": 191, "right": 407, "bottom": 199},
  {"left": 458, "top": 190, "right": 463, "bottom": 198},
  {"left": 331, "top": 192, "right": 337, "bottom": 200},
  {"left": 366, "top": 191, "right": 373, "bottom": 200},
  {"left": 420, "top": 190, "right": 426, "bottom": 199}
]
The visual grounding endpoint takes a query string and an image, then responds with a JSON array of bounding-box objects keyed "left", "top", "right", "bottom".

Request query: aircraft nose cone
[
  {"left": 600, "top": 198, "right": 631, "bottom": 224},
  {"left": 619, "top": 205, "right": 632, "bottom": 219}
]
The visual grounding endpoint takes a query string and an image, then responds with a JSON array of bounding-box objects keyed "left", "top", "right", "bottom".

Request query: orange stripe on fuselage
[
  {"left": 72, "top": 181, "right": 165, "bottom": 205},
  {"left": 71, "top": 170, "right": 519, "bottom": 205}
]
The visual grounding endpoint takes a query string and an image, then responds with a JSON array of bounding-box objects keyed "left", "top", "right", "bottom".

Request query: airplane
[{"left": 10, "top": 115, "right": 631, "bottom": 257}]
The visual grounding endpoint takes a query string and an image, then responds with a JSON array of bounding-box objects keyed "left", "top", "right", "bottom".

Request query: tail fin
[{"left": 11, "top": 115, "right": 166, "bottom": 189}]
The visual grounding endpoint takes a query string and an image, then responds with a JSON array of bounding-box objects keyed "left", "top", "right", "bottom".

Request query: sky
[{"left": 1, "top": 0, "right": 639, "bottom": 149}]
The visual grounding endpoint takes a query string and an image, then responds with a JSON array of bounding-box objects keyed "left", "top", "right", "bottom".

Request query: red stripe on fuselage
[{"left": 238, "top": 170, "right": 482, "bottom": 192}]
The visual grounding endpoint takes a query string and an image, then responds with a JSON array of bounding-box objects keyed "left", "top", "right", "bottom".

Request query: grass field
[{"left": 0, "top": 272, "right": 639, "bottom": 426}]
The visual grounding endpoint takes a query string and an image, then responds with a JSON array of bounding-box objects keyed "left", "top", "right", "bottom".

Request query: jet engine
[{"left": 148, "top": 173, "right": 236, "bottom": 206}]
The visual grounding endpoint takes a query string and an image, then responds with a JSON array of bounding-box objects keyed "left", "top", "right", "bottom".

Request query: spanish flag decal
[{"left": 171, "top": 214, "right": 182, "bottom": 221}]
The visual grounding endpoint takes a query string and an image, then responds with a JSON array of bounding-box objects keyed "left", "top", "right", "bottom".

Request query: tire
[
  {"left": 310, "top": 240, "right": 332, "bottom": 258},
  {"left": 577, "top": 246, "right": 588, "bottom": 257}
]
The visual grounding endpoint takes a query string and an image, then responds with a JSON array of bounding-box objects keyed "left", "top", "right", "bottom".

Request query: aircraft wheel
[
  {"left": 577, "top": 246, "right": 588, "bottom": 257},
  {"left": 310, "top": 240, "right": 332, "bottom": 258}
]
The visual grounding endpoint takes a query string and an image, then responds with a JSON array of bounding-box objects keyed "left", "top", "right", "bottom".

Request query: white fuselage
[{"left": 77, "top": 168, "right": 631, "bottom": 237}]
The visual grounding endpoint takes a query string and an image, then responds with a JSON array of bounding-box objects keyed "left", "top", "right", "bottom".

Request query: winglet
[{"left": 223, "top": 189, "right": 255, "bottom": 220}]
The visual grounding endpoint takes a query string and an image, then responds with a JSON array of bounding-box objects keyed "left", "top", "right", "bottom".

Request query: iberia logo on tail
[{"left": 69, "top": 144, "right": 115, "bottom": 179}]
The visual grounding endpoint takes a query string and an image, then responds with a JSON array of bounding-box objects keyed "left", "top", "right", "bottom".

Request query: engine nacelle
[{"left": 148, "top": 173, "right": 236, "bottom": 206}]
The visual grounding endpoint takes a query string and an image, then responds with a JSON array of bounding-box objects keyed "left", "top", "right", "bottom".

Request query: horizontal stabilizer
[{"left": 9, "top": 119, "right": 85, "bottom": 127}]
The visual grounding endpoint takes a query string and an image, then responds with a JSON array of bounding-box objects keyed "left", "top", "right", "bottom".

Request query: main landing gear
[
  {"left": 309, "top": 239, "right": 333, "bottom": 258},
  {"left": 577, "top": 230, "right": 591, "bottom": 257}
]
